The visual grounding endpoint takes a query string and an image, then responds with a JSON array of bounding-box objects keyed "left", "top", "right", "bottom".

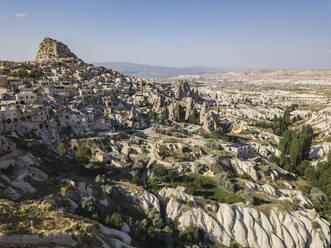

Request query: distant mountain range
[{"left": 93, "top": 62, "right": 236, "bottom": 79}]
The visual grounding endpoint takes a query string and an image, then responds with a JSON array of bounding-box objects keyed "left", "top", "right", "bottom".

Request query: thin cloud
[
  {"left": 15, "top": 13, "right": 28, "bottom": 17},
  {"left": 325, "top": 50, "right": 331, "bottom": 54}
]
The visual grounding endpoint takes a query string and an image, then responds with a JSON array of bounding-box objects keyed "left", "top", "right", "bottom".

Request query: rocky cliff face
[
  {"left": 159, "top": 187, "right": 331, "bottom": 248},
  {"left": 35, "top": 37, "right": 78, "bottom": 63}
]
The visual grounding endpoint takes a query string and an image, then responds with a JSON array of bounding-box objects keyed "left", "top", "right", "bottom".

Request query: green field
[{"left": 172, "top": 174, "right": 241, "bottom": 204}]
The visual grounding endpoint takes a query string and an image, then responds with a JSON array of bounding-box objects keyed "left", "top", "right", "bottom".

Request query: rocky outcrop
[
  {"left": 153, "top": 95, "right": 166, "bottom": 110},
  {"left": 36, "top": 37, "right": 78, "bottom": 63},
  {"left": 232, "top": 120, "right": 248, "bottom": 134},
  {"left": 309, "top": 143, "right": 331, "bottom": 159},
  {"left": 126, "top": 106, "right": 145, "bottom": 129},
  {"left": 184, "top": 97, "right": 199, "bottom": 123},
  {"left": 153, "top": 95, "right": 168, "bottom": 117},
  {"left": 168, "top": 101, "right": 185, "bottom": 122},
  {"left": 0, "top": 152, "right": 47, "bottom": 200},
  {"left": 98, "top": 223, "right": 133, "bottom": 247},
  {"left": 173, "top": 81, "right": 200, "bottom": 101},
  {"left": 159, "top": 187, "right": 331, "bottom": 248},
  {"left": 199, "top": 102, "right": 208, "bottom": 125},
  {"left": 174, "top": 81, "right": 191, "bottom": 99},
  {"left": 253, "top": 142, "right": 281, "bottom": 157},
  {"left": 202, "top": 111, "right": 223, "bottom": 133},
  {"left": 119, "top": 183, "right": 161, "bottom": 213}
]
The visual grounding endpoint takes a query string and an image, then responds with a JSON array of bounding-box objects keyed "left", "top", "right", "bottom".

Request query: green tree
[
  {"left": 296, "top": 160, "right": 311, "bottom": 176},
  {"left": 105, "top": 212, "right": 122, "bottom": 229},
  {"left": 236, "top": 189, "right": 254, "bottom": 204},
  {"left": 219, "top": 173, "right": 235, "bottom": 192},
  {"left": 75, "top": 145, "right": 91, "bottom": 162},
  {"left": 57, "top": 142, "right": 67, "bottom": 158},
  {"left": 301, "top": 151, "right": 331, "bottom": 223},
  {"left": 179, "top": 223, "right": 200, "bottom": 245},
  {"left": 80, "top": 196, "right": 98, "bottom": 220},
  {"left": 279, "top": 125, "right": 314, "bottom": 174},
  {"left": 146, "top": 226, "right": 157, "bottom": 245},
  {"left": 29, "top": 70, "right": 44, "bottom": 79}
]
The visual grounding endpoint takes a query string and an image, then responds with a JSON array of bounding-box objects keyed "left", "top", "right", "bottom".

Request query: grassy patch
[
  {"left": 257, "top": 165, "right": 269, "bottom": 172},
  {"left": 172, "top": 174, "right": 241, "bottom": 204}
]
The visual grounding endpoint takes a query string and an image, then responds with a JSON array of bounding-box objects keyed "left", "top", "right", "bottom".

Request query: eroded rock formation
[{"left": 36, "top": 37, "right": 78, "bottom": 63}]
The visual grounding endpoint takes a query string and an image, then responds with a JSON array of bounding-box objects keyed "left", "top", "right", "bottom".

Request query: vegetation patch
[{"left": 172, "top": 174, "right": 241, "bottom": 204}]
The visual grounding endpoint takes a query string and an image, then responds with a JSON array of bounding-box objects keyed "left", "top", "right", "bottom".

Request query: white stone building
[{"left": 16, "top": 90, "right": 37, "bottom": 105}]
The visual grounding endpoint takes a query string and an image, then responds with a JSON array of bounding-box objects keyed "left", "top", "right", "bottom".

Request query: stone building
[{"left": 16, "top": 89, "right": 37, "bottom": 105}]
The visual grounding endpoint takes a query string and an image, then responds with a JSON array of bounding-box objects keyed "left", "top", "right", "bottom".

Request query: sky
[{"left": 1, "top": 0, "right": 331, "bottom": 69}]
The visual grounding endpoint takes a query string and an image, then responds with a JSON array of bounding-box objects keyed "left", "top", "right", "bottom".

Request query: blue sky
[{"left": 1, "top": 0, "right": 331, "bottom": 69}]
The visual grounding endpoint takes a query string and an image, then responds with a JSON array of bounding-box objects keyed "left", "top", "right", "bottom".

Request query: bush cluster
[
  {"left": 236, "top": 190, "right": 254, "bottom": 204},
  {"left": 253, "top": 105, "right": 298, "bottom": 136},
  {"left": 74, "top": 145, "right": 91, "bottom": 163},
  {"left": 105, "top": 212, "right": 123, "bottom": 229},
  {"left": 11, "top": 69, "right": 44, "bottom": 79},
  {"left": 205, "top": 139, "right": 223, "bottom": 150},
  {"left": 219, "top": 173, "right": 235, "bottom": 192},
  {"left": 178, "top": 223, "right": 202, "bottom": 246},
  {"left": 131, "top": 157, "right": 149, "bottom": 186},
  {"left": 194, "top": 161, "right": 206, "bottom": 174},
  {"left": 57, "top": 142, "right": 67, "bottom": 158},
  {"left": 279, "top": 125, "right": 314, "bottom": 174},
  {"left": 310, "top": 188, "right": 327, "bottom": 205},
  {"left": 152, "top": 164, "right": 176, "bottom": 183}
]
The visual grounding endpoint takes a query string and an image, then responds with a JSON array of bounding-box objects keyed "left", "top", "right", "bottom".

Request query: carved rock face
[
  {"left": 168, "top": 101, "right": 185, "bottom": 122},
  {"left": 36, "top": 37, "right": 77, "bottom": 63},
  {"left": 174, "top": 81, "right": 191, "bottom": 99}
]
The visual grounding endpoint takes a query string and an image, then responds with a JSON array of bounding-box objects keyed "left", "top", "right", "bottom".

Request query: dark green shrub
[
  {"left": 106, "top": 212, "right": 123, "bottom": 229},
  {"left": 229, "top": 242, "right": 241, "bottom": 248},
  {"left": 205, "top": 139, "right": 223, "bottom": 150},
  {"left": 146, "top": 176, "right": 159, "bottom": 192},
  {"left": 269, "top": 155, "right": 280, "bottom": 165},
  {"left": 219, "top": 173, "right": 235, "bottom": 192},
  {"left": 132, "top": 174, "right": 143, "bottom": 186},
  {"left": 57, "top": 142, "right": 67, "bottom": 157},
  {"left": 133, "top": 157, "right": 149, "bottom": 170},
  {"left": 312, "top": 221, "right": 320, "bottom": 229},
  {"left": 194, "top": 162, "right": 205, "bottom": 174},
  {"left": 310, "top": 188, "right": 327, "bottom": 204},
  {"left": 75, "top": 145, "right": 91, "bottom": 162},
  {"left": 179, "top": 223, "right": 200, "bottom": 245},
  {"left": 146, "top": 226, "right": 157, "bottom": 244},
  {"left": 236, "top": 190, "right": 254, "bottom": 204},
  {"left": 239, "top": 173, "right": 251, "bottom": 180},
  {"left": 80, "top": 196, "right": 98, "bottom": 220},
  {"left": 186, "top": 200, "right": 195, "bottom": 208}
]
